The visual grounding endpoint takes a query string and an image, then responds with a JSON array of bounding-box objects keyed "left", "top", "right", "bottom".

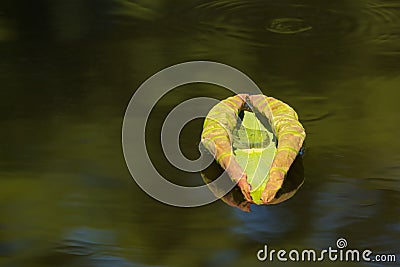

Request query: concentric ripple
[
  {"left": 266, "top": 18, "right": 312, "bottom": 34},
  {"left": 110, "top": 0, "right": 400, "bottom": 53},
  {"left": 191, "top": 0, "right": 400, "bottom": 50},
  {"left": 361, "top": 1, "right": 400, "bottom": 50}
]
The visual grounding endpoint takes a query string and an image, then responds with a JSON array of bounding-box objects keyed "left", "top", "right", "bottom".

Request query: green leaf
[{"left": 233, "top": 111, "right": 277, "bottom": 204}]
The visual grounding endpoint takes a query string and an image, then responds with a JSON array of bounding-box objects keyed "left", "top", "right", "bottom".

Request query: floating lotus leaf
[{"left": 201, "top": 94, "right": 305, "bottom": 205}]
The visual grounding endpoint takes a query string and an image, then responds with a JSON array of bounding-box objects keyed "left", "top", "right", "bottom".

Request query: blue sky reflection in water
[{"left": 0, "top": 0, "right": 399, "bottom": 266}]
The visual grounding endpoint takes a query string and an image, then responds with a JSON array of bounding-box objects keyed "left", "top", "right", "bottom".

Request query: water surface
[{"left": 0, "top": 0, "right": 399, "bottom": 266}]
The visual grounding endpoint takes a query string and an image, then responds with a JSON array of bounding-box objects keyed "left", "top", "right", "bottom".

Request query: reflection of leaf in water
[
  {"left": 200, "top": 152, "right": 305, "bottom": 210},
  {"left": 233, "top": 111, "right": 277, "bottom": 204}
]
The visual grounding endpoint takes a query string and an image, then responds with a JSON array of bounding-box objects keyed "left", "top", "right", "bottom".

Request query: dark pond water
[{"left": 0, "top": 0, "right": 399, "bottom": 266}]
